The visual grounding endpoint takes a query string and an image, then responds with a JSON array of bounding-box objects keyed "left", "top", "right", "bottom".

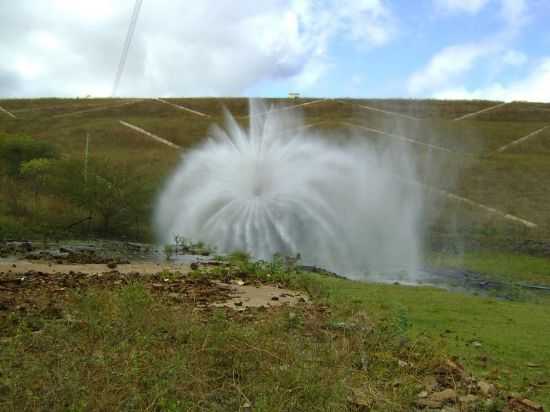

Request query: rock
[
  {"left": 436, "top": 359, "right": 467, "bottom": 386},
  {"left": 190, "top": 262, "right": 199, "bottom": 270},
  {"left": 478, "top": 381, "right": 496, "bottom": 396},
  {"left": 127, "top": 242, "right": 143, "bottom": 250},
  {"left": 416, "top": 398, "right": 443, "bottom": 408},
  {"left": 107, "top": 262, "right": 117, "bottom": 269},
  {"left": 417, "top": 390, "right": 429, "bottom": 398},
  {"left": 168, "top": 293, "right": 183, "bottom": 302},
  {"left": 349, "top": 387, "right": 373, "bottom": 408},
  {"left": 507, "top": 397, "right": 544, "bottom": 412},
  {"left": 429, "top": 388, "right": 457, "bottom": 403},
  {"left": 398, "top": 360, "right": 409, "bottom": 368},
  {"left": 459, "top": 394, "right": 478, "bottom": 404},
  {"left": 423, "top": 375, "right": 439, "bottom": 392}
]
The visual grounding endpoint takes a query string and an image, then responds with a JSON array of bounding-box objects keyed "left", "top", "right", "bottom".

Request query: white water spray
[{"left": 155, "top": 101, "right": 424, "bottom": 279}]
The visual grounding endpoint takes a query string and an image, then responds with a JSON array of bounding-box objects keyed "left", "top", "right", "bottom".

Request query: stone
[
  {"left": 507, "top": 397, "right": 544, "bottom": 412},
  {"left": 459, "top": 394, "right": 478, "bottom": 404},
  {"left": 429, "top": 388, "right": 457, "bottom": 403},
  {"left": 423, "top": 375, "right": 439, "bottom": 392},
  {"left": 416, "top": 399, "right": 443, "bottom": 408},
  {"left": 478, "top": 381, "right": 496, "bottom": 396}
]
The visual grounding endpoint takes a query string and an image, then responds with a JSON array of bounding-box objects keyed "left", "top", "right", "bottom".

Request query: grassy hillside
[{"left": 1, "top": 97, "right": 549, "bottom": 248}]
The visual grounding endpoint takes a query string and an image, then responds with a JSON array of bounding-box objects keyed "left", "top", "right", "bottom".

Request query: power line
[{"left": 112, "top": 0, "right": 143, "bottom": 97}]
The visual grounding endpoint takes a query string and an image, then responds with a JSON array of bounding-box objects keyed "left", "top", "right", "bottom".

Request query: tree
[
  {"left": 49, "top": 158, "right": 155, "bottom": 235},
  {"left": 0, "top": 134, "right": 58, "bottom": 177},
  {"left": 0, "top": 134, "right": 58, "bottom": 215},
  {"left": 20, "top": 158, "right": 55, "bottom": 204}
]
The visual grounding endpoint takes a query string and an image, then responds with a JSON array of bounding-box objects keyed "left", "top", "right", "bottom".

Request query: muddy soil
[
  {"left": 0, "top": 240, "right": 163, "bottom": 262},
  {"left": 0, "top": 240, "right": 310, "bottom": 327},
  {"left": 2, "top": 239, "right": 547, "bottom": 308}
]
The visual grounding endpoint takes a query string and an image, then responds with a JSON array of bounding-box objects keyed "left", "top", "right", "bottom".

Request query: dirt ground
[
  {"left": 0, "top": 257, "right": 309, "bottom": 322},
  {"left": 0, "top": 259, "right": 190, "bottom": 276}
]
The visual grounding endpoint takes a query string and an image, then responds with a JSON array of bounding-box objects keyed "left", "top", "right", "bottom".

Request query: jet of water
[{"left": 155, "top": 100, "right": 424, "bottom": 279}]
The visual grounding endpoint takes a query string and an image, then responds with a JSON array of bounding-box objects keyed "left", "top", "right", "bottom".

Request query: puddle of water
[{"left": 3, "top": 240, "right": 548, "bottom": 301}]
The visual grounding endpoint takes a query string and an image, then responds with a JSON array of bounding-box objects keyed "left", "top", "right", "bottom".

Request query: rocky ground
[{"left": 0, "top": 240, "right": 309, "bottom": 337}]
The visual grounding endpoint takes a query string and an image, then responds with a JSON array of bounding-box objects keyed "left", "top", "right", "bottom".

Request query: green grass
[
  {"left": 0, "top": 281, "right": 444, "bottom": 411},
  {"left": 430, "top": 251, "right": 550, "bottom": 285},
  {"left": 314, "top": 275, "right": 550, "bottom": 409},
  {"left": 1, "top": 255, "right": 549, "bottom": 410}
]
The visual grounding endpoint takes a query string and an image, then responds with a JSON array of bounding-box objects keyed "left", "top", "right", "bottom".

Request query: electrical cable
[{"left": 112, "top": 0, "right": 143, "bottom": 96}]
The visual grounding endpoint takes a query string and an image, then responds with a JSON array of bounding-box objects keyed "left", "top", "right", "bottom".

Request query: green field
[{"left": 1, "top": 98, "right": 550, "bottom": 410}]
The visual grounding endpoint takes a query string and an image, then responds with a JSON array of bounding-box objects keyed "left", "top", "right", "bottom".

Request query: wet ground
[
  {"left": 1, "top": 240, "right": 548, "bottom": 307},
  {"left": 0, "top": 240, "right": 309, "bottom": 322}
]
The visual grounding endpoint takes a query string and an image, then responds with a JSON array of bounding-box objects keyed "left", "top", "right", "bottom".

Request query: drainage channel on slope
[
  {"left": 492, "top": 125, "right": 550, "bottom": 154},
  {"left": 119, "top": 120, "right": 181, "bottom": 149},
  {"left": 453, "top": 101, "right": 510, "bottom": 121},
  {"left": 0, "top": 105, "right": 17, "bottom": 119},
  {"left": 155, "top": 98, "right": 211, "bottom": 117}
]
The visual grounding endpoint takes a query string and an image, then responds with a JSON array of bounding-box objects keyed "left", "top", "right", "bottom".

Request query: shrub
[
  {"left": 47, "top": 157, "right": 156, "bottom": 235},
  {"left": 20, "top": 158, "right": 56, "bottom": 201},
  {"left": 0, "top": 134, "right": 58, "bottom": 177}
]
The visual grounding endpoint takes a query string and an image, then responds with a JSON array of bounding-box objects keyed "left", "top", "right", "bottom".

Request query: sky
[{"left": 0, "top": 0, "right": 549, "bottom": 101}]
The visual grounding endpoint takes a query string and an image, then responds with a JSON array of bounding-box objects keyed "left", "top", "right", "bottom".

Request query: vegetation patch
[{"left": 1, "top": 254, "right": 548, "bottom": 410}]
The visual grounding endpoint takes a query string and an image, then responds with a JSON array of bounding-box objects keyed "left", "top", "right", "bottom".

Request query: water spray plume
[{"left": 155, "top": 101, "right": 424, "bottom": 279}]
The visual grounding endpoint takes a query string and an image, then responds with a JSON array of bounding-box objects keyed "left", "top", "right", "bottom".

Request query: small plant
[
  {"left": 157, "top": 269, "right": 184, "bottom": 281},
  {"left": 164, "top": 244, "right": 175, "bottom": 261},
  {"left": 173, "top": 235, "right": 216, "bottom": 256}
]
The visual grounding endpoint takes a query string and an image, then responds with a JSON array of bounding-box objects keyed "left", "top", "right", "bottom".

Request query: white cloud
[
  {"left": 408, "top": 0, "right": 531, "bottom": 96},
  {"left": 433, "top": 0, "right": 491, "bottom": 14},
  {"left": 407, "top": 44, "right": 531, "bottom": 95},
  {"left": 500, "top": 0, "right": 528, "bottom": 30},
  {"left": 408, "top": 42, "right": 497, "bottom": 94},
  {"left": 433, "top": 58, "right": 550, "bottom": 102},
  {"left": 342, "top": 0, "right": 396, "bottom": 46},
  {"left": 501, "top": 50, "right": 527, "bottom": 66},
  {"left": 0, "top": 0, "right": 396, "bottom": 97}
]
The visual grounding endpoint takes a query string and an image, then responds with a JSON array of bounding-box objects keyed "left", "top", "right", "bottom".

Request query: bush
[
  {"left": 0, "top": 134, "right": 58, "bottom": 177},
  {"left": 47, "top": 157, "right": 156, "bottom": 236},
  {"left": 20, "top": 158, "right": 56, "bottom": 201}
]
